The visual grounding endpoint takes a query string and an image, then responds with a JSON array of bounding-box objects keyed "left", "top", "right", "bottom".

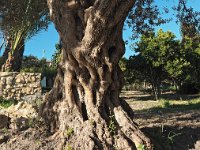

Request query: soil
[
  {"left": 0, "top": 91, "right": 200, "bottom": 150},
  {"left": 121, "top": 90, "right": 200, "bottom": 150}
]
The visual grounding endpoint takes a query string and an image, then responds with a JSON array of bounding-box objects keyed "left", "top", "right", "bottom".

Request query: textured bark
[
  {"left": 1, "top": 38, "right": 25, "bottom": 72},
  {"left": 0, "top": 36, "right": 11, "bottom": 70},
  {"left": 41, "top": 0, "right": 152, "bottom": 149}
]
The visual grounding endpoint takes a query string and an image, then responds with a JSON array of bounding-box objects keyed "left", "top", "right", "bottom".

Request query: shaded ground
[{"left": 121, "top": 90, "right": 200, "bottom": 150}]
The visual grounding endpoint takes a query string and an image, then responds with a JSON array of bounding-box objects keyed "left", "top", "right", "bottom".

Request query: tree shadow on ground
[
  {"left": 142, "top": 126, "right": 200, "bottom": 150},
  {"left": 120, "top": 91, "right": 155, "bottom": 101},
  {"left": 133, "top": 103, "right": 200, "bottom": 150},
  {"left": 160, "top": 93, "right": 200, "bottom": 101},
  {"left": 136, "top": 102, "right": 200, "bottom": 114},
  {"left": 120, "top": 90, "right": 200, "bottom": 101}
]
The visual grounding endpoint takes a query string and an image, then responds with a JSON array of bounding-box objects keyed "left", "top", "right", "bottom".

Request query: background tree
[
  {"left": 174, "top": 0, "right": 200, "bottom": 93},
  {"left": 178, "top": 37, "right": 200, "bottom": 94},
  {"left": 0, "top": 0, "right": 49, "bottom": 71},
  {"left": 129, "top": 30, "right": 179, "bottom": 99},
  {"left": 175, "top": 0, "right": 200, "bottom": 39},
  {"left": 127, "top": 0, "right": 168, "bottom": 40}
]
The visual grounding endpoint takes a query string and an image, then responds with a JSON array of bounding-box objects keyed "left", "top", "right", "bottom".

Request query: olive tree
[{"left": 40, "top": 0, "right": 153, "bottom": 149}]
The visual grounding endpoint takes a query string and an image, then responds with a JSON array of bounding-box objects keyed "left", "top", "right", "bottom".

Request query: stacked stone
[{"left": 0, "top": 72, "right": 41, "bottom": 100}]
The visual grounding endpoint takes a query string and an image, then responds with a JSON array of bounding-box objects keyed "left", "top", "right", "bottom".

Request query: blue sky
[
  {"left": 0, "top": 0, "right": 199, "bottom": 60},
  {"left": 24, "top": 25, "right": 59, "bottom": 60},
  {"left": 124, "top": 0, "right": 200, "bottom": 58}
]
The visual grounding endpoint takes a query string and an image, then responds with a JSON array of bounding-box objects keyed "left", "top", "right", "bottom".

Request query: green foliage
[
  {"left": 119, "top": 57, "right": 127, "bottom": 72},
  {"left": 127, "top": 0, "right": 168, "bottom": 40},
  {"left": 137, "top": 144, "right": 147, "bottom": 150},
  {"left": 26, "top": 117, "right": 34, "bottom": 128},
  {"left": 26, "top": 117, "right": 46, "bottom": 129},
  {"left": 51, "top": 44, "right": 62, "bottom": 69},
  {"left": 128, "top": 30, "right": 179, "bottom": 99},
  {"left": 64, "top": 145, "right": 73, "bottom": 150},
  {"left": 179, "top": 37, "right": 200, "bottom": 94},
  {"left": 119, "top": 57, "right": 133, "bottom": 84},
  {"left": 20, "top": 55, "right": 57, "bottom": 79},
  {"left": 20, "top": 56, "right": 42, "bottom": 73},
  {"left": 134, "top": 29, "right": 178, "bottom": 68},
  {"left": 127, "top": 28, "right": 200, "bottom": 96},
  {"left": 0, "top": 97, "right": 16, "bottom": 108},
  {"left": 65, "top": 127, "right": 74, "bottom": 137},
  {"left": 0, "top": 0, "right": 49, "bottom": 41},
  {"left": 34, "top": 99, "right": 43, "bottom": 109},
  {"left": 146, "top": 98, "right": 200, "bottom": 113},
  {"left": 126, "top": 1, "right": 200, "bottom": 95},
  {"left": 108, "top": 115, "right": 117, "bottom": 135},
  {"left": 160, "top": 99, "right": 170, "bottom": 108},
  {"left": 1, "top": 128, "right": 9, "bottom": 134},
  {"left": 175, "top": 0, "right": 200, "bottom": 38},
  {"left": 0, "top": 0, "right": 49, "bottom": 71}
]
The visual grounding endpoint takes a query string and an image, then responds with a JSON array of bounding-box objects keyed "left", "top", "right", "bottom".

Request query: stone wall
[{"left": 0, "top": 72, "right": 41, "bottom": 101}]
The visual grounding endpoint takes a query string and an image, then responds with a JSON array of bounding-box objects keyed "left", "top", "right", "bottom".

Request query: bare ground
[
  {"left": 0, "top": 91, "right": 200, "bottom": 150},
  {"left": 121, "top": 90, "right": 200, "bottom": 150}
]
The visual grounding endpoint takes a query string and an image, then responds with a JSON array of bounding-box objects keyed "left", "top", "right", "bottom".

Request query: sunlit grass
[
  {"left": 159, "top": 98, "right": 200, "bottom": 109},
  {"left": 145, "top": 98, "right": 200, "bottom": 113}
]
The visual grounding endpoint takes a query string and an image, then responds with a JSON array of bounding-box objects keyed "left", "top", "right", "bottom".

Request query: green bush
[
  {"left": 20, "top": 55, "right": 57, "bottom": 81},
  {"left": 0, "top": 97, "right": 16, "bottom": 108}
]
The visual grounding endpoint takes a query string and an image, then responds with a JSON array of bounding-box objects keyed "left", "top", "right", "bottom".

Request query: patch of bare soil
[
  {"left": 0, "top": 102, "right": 63, "bottom": 150},
  {"left": 121, "top": 90, "right": 200, "bottom": 150}
]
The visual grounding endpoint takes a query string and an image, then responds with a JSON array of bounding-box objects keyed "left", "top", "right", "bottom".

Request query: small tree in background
[
  {"left": 129, "top": 30, "right": 178, "bottom": 99},
  {"left": 174, "top": 0, "right": 200, "bottom": 93},
  {"left": 0, "top": 0, "right": 49, "bottom": 72}
]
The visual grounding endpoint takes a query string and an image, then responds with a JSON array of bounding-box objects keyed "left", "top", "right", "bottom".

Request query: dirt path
[{"left": 121, "top": 90, "right": 200, "bottom": 150}]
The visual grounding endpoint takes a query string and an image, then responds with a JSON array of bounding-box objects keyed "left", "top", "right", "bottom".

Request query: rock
[
  {"left": 0, "top": 115, "right": 10, "bottom": 129},
  {"left": 26, "top": 87, "right": 33, "bottom": 93},
  {"left": 0, "top": 77, "right": 6, "bottom": 84},
  {"left": 0, "top": 72, "right": 13, "bottom": 77},
  {"left": 1, "top": 102, "right": 38, "bottom": 131},
  {"left": 6, "top": 85, "right": 11, "bottom": 89},
  {"left": 31, "top": 77, "right": 36, "bottom": 82},
  {"left": 0, "top": 135, "right": 9, "bottom": 144},
  {"left": 6, "top": 77, "right": 14, "bottom": 85},
  {"left": 11, "top": 89, "right": 16, "bottom": 93},
  {"left": 193, "top": 141, "right": 200, "bottom": 150},
  {"left": 21, "top": 93, "right": 42, "bottom": 105},
  {"left": 0, "top": 72, "right": 42, "bottom": 100},
  {"left": 6, "top": 102, "right": 38, "bottom": 118},
  {"left": 10, "top": 117, "right": 29, "bottom": 131},
  {"left": 15, "top": 78, "right": 21, "bottom": 83}
]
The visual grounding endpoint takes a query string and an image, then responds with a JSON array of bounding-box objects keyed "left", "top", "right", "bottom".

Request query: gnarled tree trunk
[{"left": 41, "top": 0, "right": 151, "bottom": 149}]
